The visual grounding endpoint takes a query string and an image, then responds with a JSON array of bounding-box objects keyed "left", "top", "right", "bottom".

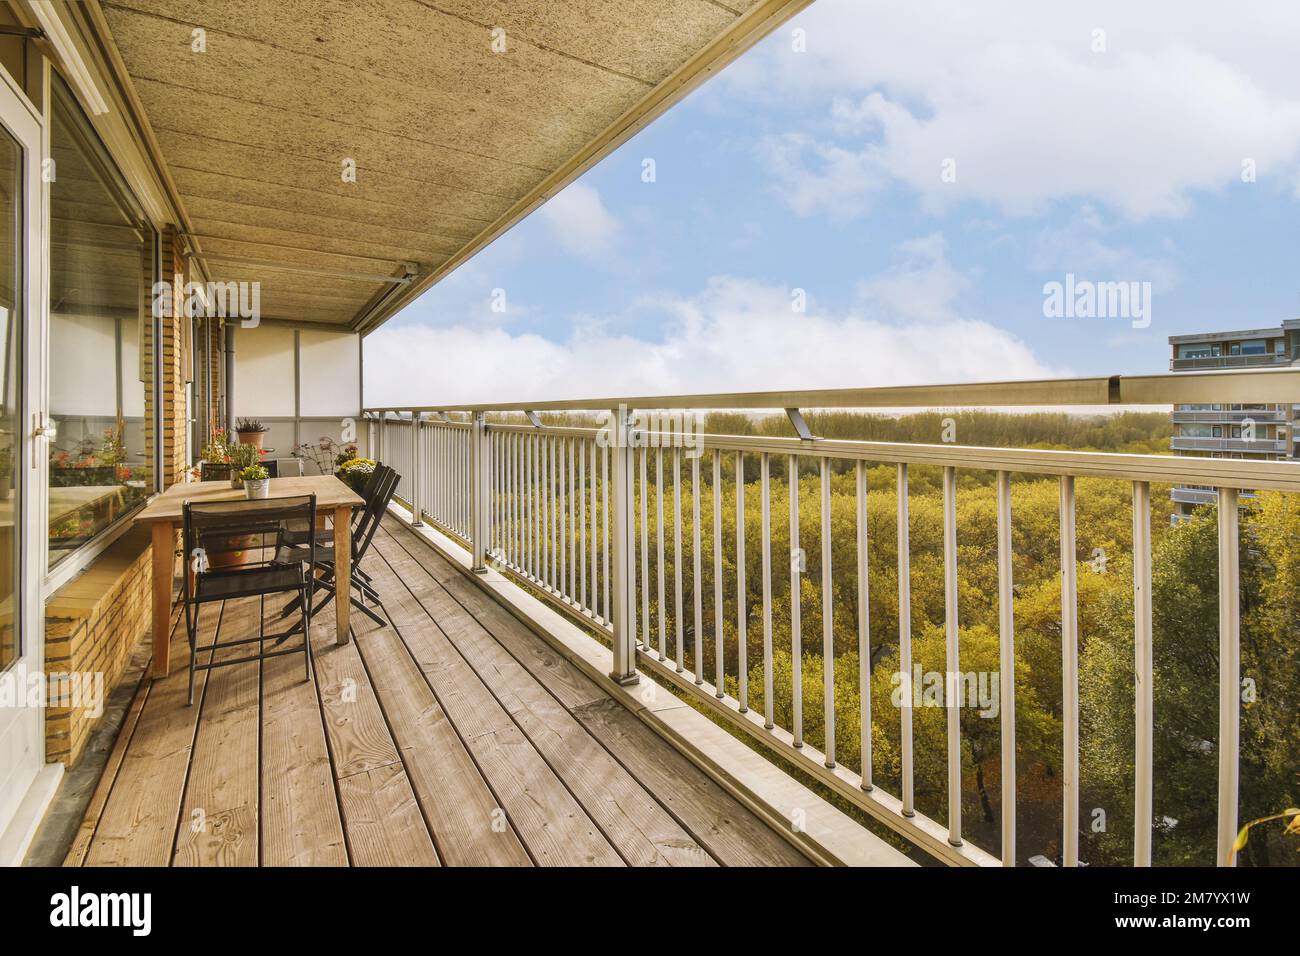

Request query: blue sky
[{"left": 364, "top": 0, "right": 1300, "bottom": 407}]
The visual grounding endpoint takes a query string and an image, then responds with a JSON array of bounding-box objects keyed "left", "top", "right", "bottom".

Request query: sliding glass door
[{"left": 0, "top": 73, "right": 45, "bottom": 847}]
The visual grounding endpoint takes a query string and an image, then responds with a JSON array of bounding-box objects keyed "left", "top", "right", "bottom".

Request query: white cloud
[
  {"left": 363, "top": 237, "right": 1055, "bottom": 407},
  {"left": 537, "top": 182, "right": 620, "bottom": 257},
  {"left": 733, "top": 0, "right": 1300, "bottom": 220}
]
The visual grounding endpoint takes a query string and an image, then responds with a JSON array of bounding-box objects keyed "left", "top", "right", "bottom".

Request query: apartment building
[{"left": 1168, "top": 323, "right": 1299, "bottom": 519}]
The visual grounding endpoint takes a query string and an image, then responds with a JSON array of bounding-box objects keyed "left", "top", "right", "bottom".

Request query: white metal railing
[
  {"left": 363, "top": 368, "right": 1300, "bottom": 867},
  {"left": 1169, "top": 436, "right": 1288, "bottom": 453},
  {"left": 1171, "top": 408, "right": 1287, "bottom": 424},
  {"left": 1170, "top": 354, "right": 1290, "bottom": 370}
]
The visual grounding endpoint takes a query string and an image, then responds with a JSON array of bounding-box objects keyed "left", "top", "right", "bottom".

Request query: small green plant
[
  {"left": 240, "top": 464, "right": 269, "bottom": 481},
  {"left": 200, "top": 428, "right": 231, "bottom": 464},
  {"left": 235, "top": 417, "right": 268, "bottom": 433},
  {"left": 227, "top": 442, "right": 261, "bottom": 471}
]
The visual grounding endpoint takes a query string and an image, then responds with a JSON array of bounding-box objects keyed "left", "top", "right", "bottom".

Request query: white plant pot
[{"left": 245, "top": 478, "right": 270, "bottom": 500}]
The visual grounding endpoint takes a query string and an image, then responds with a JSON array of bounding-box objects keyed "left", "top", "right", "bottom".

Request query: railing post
[
  {"left": 609, "top": 406, "right": 638, "bottom": 685},
  {"left": 471, "top": 411, "right": 489, "bottom": 572},
  {"left": 1216, "top": 486, "right": 1241, "bottom": 867},
  {"left": 408, "top": 412, "right": 423, "bottom": 527}
]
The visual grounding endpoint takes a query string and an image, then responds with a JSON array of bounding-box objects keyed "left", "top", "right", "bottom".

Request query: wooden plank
[
  {"left": 378, "top": 520, "right": 813, "bottom": 867},
  {"left": 83, "top": 601, "right": 215, "bottom": 865},
  {"left": 336, "top": 763, "right": 440, "bottom": 867},
  {"left": 62, "top": 643, "right": 156, "bottom": 867},
  {"left": 306, "top": 590, "right": 438, "bottom": 866},
  {"left": 358, "top": 539, "right": 622, "bottom": 866},
  {"left": 571, "top": 698, "right": 812, "bottom": 867},
  {"left": 350, "top": 606, "right": 532, "bottom": 866},
  {"left": 174, "top": 596, "right": 262, "bottom": 867},
  {"left": 308, "top": 596, "right": 402, "bottom": 778},
  {"left": 260, "top": 595, "right": 347, "bottom": 867},
  {"left": 371, "top": 532, "right": 713, "bottom": 867},
  {"left": 377, "top": 518, "right": 604, "bottom": 710}
]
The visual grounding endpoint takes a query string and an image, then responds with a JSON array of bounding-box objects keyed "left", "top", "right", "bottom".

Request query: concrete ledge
[{"left": 385, "top": 503, "right": 915, "bottom": 867}]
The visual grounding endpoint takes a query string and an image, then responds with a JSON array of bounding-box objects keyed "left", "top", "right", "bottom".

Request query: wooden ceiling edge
[
  {"left": 353, "top": 0, "right": 815, "bottom": 337},
  {"left": 245, "top": 318, "right": 357, "bottom": 333}
]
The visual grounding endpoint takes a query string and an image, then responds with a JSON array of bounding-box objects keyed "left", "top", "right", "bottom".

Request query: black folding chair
[
  {"left": 275, "top": 466, "right": 399, "bottom": 636},
  {"left": 279, "top": 462, "right": 385, "bottom": 550},
  {"left": 182, "top": 494, "right": 318, "bottom": 705}
]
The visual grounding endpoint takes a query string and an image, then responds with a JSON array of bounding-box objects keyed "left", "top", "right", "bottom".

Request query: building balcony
[
  {"left": 1171, "top": 409, "right": 1287, "bottom": 424},
  {"left": 1170, "top": 486, "right": 1260, "bottom": 506},
  {"left": 31, "top": 373, "right": 1300, "bottom": 871},
  {"left": 1170, "top": 353, "right": 1292, "bottom": 370},
  {"left": 16, "top": 1, "right": 1300, "bottom": 875},
  {"left": 1169, "top": 436, "right": 1288, "bottom": 454}
]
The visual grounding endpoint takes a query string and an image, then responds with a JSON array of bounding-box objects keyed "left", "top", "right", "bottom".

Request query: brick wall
[
  {"left": 43, "top": 229, "right": 190, "bottom": 766},
  {"left": 160, "top": 226, "right": 188, "bottom": 487},
  {"left": 44, "top": 526, "right": 152, "bottom": 765}
]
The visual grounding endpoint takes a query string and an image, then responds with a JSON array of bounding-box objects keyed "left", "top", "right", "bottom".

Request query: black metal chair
[
  {"left": 279, "top": 463, "right": 385, "bottom": 549},
  {"left": 182, "top": 494, "right": 318, "bottom": 705},
  {"left": 275, "top": 466, "right": 399, "bottom": 636}
]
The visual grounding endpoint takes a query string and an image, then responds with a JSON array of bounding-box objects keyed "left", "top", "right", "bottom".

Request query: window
[
  {"left": 47, "top": 75, "right": 155, "bottom": 569},
  {"left": 1239, "top": 339, "right": 1267, "bottom": 355}
]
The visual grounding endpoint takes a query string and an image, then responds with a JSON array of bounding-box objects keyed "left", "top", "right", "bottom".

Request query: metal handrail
[{"left": 363, "top": 367, "right": 1300, "bottom": 414}]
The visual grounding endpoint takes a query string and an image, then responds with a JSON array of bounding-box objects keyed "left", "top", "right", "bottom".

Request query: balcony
[
  {"left": 1169, "top": 436, "right": 1289, "bottom": 454},
  {"left": 1171, "top": 486, "right": 1260, "bottom": 506},
  {"left": 1171, "top": 409, "right": 1287, "bottom": 424},
  {"left": 1170, "top": 354, "right": 1291, "bottom": 370},
  {"left": 15, "top": 2, "right": 1300, "bottom": 874}
]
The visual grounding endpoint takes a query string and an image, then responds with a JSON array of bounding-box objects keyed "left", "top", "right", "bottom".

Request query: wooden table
[{"left": 134, "top": 475, "right": 365, "bottom": 678}]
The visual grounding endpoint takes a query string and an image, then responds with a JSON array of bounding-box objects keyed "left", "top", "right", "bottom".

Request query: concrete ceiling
[{"left": 93, "top": 0, "right": 809, "bottom": 332}]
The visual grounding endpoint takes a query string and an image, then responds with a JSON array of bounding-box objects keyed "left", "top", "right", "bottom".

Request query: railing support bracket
[{"left": 785, "top": 407, "right": 818, "bottom": 441}]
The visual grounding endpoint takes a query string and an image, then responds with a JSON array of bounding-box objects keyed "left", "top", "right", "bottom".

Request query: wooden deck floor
[{"left": 65, "top": 518, "right": 809, "bottom": 867}]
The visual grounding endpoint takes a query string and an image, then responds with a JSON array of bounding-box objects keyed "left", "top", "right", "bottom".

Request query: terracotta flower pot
[{"left": 237, "top": 430, "right": 265, "bottom": 450}]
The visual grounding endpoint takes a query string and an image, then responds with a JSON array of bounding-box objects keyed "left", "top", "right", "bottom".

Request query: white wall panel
[
  {"left": 299, "top": 330, "right": 360, "bottom": 418},
  {"left": 234, "top": 325, "right": 295, "bottom": 418}
]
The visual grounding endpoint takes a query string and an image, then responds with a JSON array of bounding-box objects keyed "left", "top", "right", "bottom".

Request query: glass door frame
[{"left": 0, "top": 58, "right": 50, "bottom": 847}]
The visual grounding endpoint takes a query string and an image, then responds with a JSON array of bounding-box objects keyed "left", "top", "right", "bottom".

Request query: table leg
[
  {"left": 334, "top": 505, "right": 351, "bottom": 644},
  {"left": 151, "top": 521, "right": 175, "bottom": 678}
]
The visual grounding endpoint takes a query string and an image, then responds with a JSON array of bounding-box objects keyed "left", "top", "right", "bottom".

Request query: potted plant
[
  {"left": 241, "top": 464, "right": 270, "bottom": 499},
  {"left": 292, "top": 437, "right": 358, "bottom": 476},
  {"left": 235, "top": 418, "right": 269, "bottom": 450},
  {"left": 227, "top": 442, "right": 261, "bottom": 489},
  {"left": 336, "top": 456, "right": 377, "bottom": 491}
]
